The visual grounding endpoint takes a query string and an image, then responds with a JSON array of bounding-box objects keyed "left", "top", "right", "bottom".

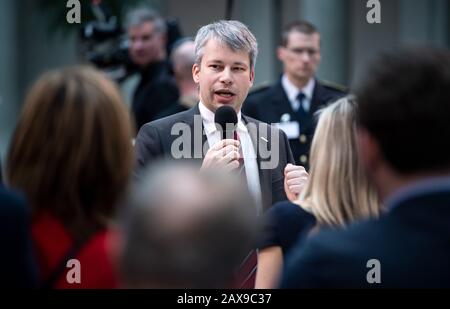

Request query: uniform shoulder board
[
  {"left": 249, "top": 81, "right": 271, "bottom": 95},
  {"left": 319, "top": 79, "right": 348, "bottom": 93}
]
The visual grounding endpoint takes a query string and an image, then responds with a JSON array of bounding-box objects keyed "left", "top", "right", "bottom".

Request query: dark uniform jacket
[{"left": 243, "top": 78, "right": 346, "bottom": 168}]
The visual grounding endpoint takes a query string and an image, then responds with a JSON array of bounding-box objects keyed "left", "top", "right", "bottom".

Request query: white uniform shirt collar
[{"left": 282, "top": 75, "right": 315, "bottom": 111}]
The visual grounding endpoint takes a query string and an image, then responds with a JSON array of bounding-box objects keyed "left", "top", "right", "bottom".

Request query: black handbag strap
[{"left": 41, "top": 240, "right": 87, "bottom": 289}]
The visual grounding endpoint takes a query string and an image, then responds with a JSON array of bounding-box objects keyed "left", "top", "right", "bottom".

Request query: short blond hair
[{"left": 299, "top": 96, "right": 381, "bottom": 227}]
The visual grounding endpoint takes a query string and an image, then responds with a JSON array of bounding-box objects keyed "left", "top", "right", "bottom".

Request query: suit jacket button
[
  {"left": 300, "top": 134, "right": 307, "bottom": 143},
  {"left": 281, "top": 113, "right": 291, "bottom": 122},
  {"left": 300, "top": 155, "right": 308, "bottom": 164}
]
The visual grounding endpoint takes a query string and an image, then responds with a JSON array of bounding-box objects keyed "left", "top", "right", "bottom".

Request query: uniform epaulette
[
  {"left": 248, "top": 81, "right": 271, "bottom": 95},
  {"left": 319, "top": 79, "right": 349, "bottom": 93}
]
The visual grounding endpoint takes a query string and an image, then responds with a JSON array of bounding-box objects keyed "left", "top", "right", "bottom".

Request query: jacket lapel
[
  {"left": 243, "top": 115, "right": 272, "bottom": 211},
  {"left": 311, "top": 79, "right": 323, "bottom": 113},
  {"left": 180, "top": 105, "right": 209, "bottom": 165}
]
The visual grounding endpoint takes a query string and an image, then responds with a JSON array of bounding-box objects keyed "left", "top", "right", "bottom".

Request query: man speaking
[{"left": 134, "top": 20, "right": 306, "bottom": 212}]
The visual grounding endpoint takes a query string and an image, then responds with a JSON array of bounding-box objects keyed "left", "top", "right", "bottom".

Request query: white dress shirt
[
  {"left": 199, "top": 101, "right": 263, "bottom": 213},
  {"left": 281, "top": 74, "right": 315, "bottom": 113}
]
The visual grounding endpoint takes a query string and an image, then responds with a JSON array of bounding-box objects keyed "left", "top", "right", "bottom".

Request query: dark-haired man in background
[
  {"left": 243, "top": 20, "right": 346, "bottom": 168},
  {"left": 126, "top": 8, "right": 179, "bottom": 131}
]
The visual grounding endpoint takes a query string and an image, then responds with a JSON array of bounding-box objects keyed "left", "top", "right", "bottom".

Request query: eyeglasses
[{"left": 285, "top": 47, "right": 319, "bottom": 56}]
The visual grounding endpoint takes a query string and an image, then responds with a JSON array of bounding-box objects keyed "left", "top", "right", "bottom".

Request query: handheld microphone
[{"left": 214, "top": 106, "right": 237, "bottom": 140}]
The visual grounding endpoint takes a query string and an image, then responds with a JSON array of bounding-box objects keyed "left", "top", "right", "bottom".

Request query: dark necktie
[
  {"left": 296, "top": 92, "right": 308, "bottom": 119},
  {"left": 235, "top": 250, "right": 258, "bottom": 288},
  {"left": 232, "top": 131, "right": 257, "bottom": 288}
]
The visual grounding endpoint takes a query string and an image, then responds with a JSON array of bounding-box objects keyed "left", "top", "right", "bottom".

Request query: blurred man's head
[
  {"left": 126, "top": 8, "right": 167, "bottom": 68},
  {"left": 192, "top": 20, "right": 258, "bottom": 113},
  {"left": 356, "top": 49, "right": 450, "bottom": 199},
  {"left": 171, "top": 38, "right": 196, "bottom": 82},
  {"left": 119, "top": 161, "right": 257, "bottom": 288},
  {"left": 277, "top": 20, "right": 321, "bottom": 88},
  {"left": 171, "top": 38, "right": 199, "bottom": 107}
]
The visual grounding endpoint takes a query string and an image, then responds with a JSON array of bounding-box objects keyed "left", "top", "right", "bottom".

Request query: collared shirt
[
  {"left": 281, "top": 74, "right": 315, "bottom": 113},
  {"left": 199, "top": 101, "right": 263, "bottom": 213},
  {"left": 385, "top": 176, "right": 450, "bottom": 212}
]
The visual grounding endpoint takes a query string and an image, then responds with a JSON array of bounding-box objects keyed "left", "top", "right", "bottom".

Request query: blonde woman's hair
[{"left": 299, "top": 96, "right": 381, "bottom": 227}]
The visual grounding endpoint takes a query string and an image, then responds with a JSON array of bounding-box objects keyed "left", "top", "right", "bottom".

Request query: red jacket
[{"left": 31, "top": 212, "right": 118, "bottom": 288}]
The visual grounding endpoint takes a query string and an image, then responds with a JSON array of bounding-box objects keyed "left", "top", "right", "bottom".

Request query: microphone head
[{"left": 214, "top": 106, "right": 238, "bottom": 140}]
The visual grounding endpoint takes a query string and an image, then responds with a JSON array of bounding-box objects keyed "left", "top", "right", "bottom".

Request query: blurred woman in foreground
[
  {"left": 255, "top": 96, "right": 383, "bottom": 288},
  {"left": 6, "top": 66, "right": 134, "bottom": 288}
]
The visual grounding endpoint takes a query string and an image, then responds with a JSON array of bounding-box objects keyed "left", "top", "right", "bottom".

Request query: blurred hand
[
  {"left": 284, "top": 163, "right": 309, "bottom": 202},
  {"left": 201, "top": 139, "right": 241, "bottom": 173}
]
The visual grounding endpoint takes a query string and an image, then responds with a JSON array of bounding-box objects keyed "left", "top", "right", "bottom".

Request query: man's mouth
[{"left": 215, "top": 89, "right": 235, "bottom": 98}]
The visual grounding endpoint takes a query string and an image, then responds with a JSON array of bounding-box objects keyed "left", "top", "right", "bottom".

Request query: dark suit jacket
[
  {"left": 242, "top": 78, "right": 346, "bottom": 168},
  {"left": 132, "top": 61, "right": 179, "bottom": 131},
  {"left": 0, "top": 186, "right": 37, "bottom": 287},
  {"left": 281, "top": 190, "right": 450, "bottom": 288},
  {"left": 134, "top": 105, "right": 295, "bottom": 211}
]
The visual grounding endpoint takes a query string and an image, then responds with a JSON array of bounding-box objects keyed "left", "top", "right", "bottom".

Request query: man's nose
[
  {"left": 132, "top": 40, "right": 143, "bottom": 50},
  {"left": 301, "top": 51, "right": 311, "bottom": 62},
  {"left": 219, "top": 67, "right": 233, "bottom": 84}
]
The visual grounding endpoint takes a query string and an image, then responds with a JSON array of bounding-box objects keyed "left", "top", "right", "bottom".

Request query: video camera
[{"left": 80, "top": 1, "right": 182, "bottom": 82}]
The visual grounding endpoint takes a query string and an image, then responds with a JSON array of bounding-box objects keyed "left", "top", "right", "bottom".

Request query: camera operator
[{"left": 126, "top": 8, "right": 179, "bottom": 131}]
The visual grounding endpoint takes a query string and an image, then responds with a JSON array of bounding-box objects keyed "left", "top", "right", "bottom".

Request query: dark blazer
[
  {"left": 281, "top": 190, "right": 450, "bottom": 288},
  {"left": 134, "top": 104, "right": 295, "bottom": 211},
  {"left": 0, "top": 186, "right": 37, "bottom": 288},
  {"left": 242, "top": 78, "right": 346, "bottom": 168},
  {"left": 132, "top": 61, "right": 179, "bottom": 131}
]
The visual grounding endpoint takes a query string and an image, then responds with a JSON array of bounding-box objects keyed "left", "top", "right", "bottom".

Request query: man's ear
[
  {"left": 249, "top": 68, "right": 255, "bottom": 86},
  {"left": 357, "top": 127, "right": 381, "bottom": 176},
  {"left": 192, "top": 63, "right": 200, "bottom": 83},
  {"left": 161, "top": 33, "right": 168, "bottom": 45},
  {"left": 158, "top": 33, "right": 168, "bottom": 53},
  {"left": 277, "top": 46, "right": 285, "bottom": 62}
]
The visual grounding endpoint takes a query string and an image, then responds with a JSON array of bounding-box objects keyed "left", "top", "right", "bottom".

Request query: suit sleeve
[
  {"left": 280, "top": 237, "right": 326, "bottom": 288},
  {"left": 271, "top": 129, "right": 294, "bottom": 204},
  {"left": 282, "top": 129, "right": 295, "bottom": 165},
  {"left": 135, "top": 79, "right": 179, "bottom": 130},
  {"left": 133, "top": 124, "right": 163, "bottom": 179},
  {"left": 280, "top": 230, "right": 345, "bottom": 288}
]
